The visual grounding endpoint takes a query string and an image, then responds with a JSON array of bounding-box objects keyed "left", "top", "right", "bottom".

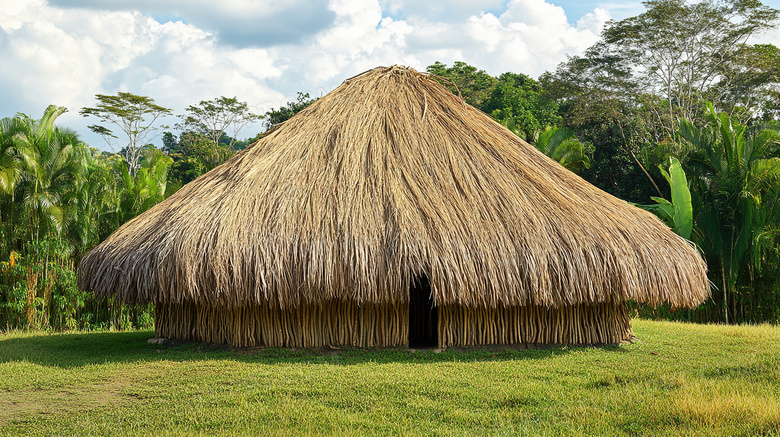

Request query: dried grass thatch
[
  {"left": 152, "top": 301, "right": 631, "bottom": 348},
  {"left": 78, "top": 65, "right": 708, "bottom": 316}
]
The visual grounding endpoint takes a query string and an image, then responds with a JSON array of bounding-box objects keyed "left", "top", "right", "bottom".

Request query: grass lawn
[{"left": 0, "top": 319, "right": 778, "bottom": 436}]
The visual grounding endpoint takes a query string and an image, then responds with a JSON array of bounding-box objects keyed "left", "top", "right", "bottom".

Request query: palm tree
[
  {"left": 744, "top": 157, "right": 780, "bottom": 322},
  {"left": 678, "top": 102, "right": 780, "bottom": 323},
  {"left": 110, "top": 146, "right": 172, "bottom": 227},
  {"left": 0, "top": 106, "right": 87, "bottom": 328},
  {"left": 500, "top": 122, "right": 591, "bottom": 173},
  {"left": 66, "top": 147, "right": 115, "bottom": 255},
  {"left": 13, "top": 105, "right": 84, "bottom": 247},
  {"left": 533, "top": 126, "right": 591, "bottom": 173},
  {"left": 0, "top": 117, "right": 23, "bottom": 197}
]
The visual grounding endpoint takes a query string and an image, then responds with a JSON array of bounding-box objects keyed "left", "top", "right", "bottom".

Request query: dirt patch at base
[{"left": 0, "top": 384, "right": 130, "bottom": 425}]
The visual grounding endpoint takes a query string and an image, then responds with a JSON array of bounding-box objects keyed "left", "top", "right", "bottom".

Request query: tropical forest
[{"left": 2, "top": 0, "right": 780, "bottom": 333}]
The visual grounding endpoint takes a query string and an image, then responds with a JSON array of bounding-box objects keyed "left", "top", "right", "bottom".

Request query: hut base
[
  {"left": 155, "top": 301, "right": 632, "bottom": 348},
  {"left": 439, "top": 302, "right": 633, "bottom": 347},
  {"left": 155, "top": 300, "right": 408, "bottom": 348}
]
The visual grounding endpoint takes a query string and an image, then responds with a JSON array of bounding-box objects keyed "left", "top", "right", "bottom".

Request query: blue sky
[{"left": 0, "top": 0, "right": 778, "bottom": 150}]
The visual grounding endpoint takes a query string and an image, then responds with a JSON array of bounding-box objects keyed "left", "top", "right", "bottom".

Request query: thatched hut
[{"left": 78, "top": 66, "right": 708, "bottom": 348}]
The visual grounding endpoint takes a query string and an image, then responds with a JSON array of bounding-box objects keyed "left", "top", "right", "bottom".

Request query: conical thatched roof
[{"left": 78, "top": 65, "right": 708, "bottom": 310}]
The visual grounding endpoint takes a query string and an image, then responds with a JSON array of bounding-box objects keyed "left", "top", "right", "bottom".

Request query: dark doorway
[{"left": 408, "top": 275, "right": 438, "bottom": 347}]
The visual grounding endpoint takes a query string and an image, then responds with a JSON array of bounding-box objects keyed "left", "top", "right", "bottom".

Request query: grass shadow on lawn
[{"left": 0, "top": 330, "right": 627, "bottom": 368}]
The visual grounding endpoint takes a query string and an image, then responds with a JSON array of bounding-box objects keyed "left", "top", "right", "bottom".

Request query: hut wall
[
  {"left": 155, "top": 300, "right": 408, "bottom": 348},
  {"left": 438, "top": 303, "right": 633, "bottom": 347},
  {"left": 157, "top": 300, "right": 633, "bottom": 348}
]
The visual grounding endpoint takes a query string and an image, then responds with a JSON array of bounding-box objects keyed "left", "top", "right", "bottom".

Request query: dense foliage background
[{"left": 1, "top": 0, "right": 779, "bottom": 331}]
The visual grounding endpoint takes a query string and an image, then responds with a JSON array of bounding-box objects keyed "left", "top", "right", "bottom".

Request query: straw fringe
[
  {"left": 78, "top": 65, "right": 709, "bottom": 311},
  {"left": 439, "top": 303, "right": 632, "bottom": 346},
  {"left": 154, "top": 301, "right": 631, "bottom": 347}
]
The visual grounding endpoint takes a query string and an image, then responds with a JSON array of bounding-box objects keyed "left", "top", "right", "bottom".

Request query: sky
[{"left": 1, "top": 0, "right": 779, "bottom": 150}]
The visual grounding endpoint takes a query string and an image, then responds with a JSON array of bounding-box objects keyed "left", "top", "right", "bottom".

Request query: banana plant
[
  {"left": 641, "top": 157, "right": 693, "bottom": 239},
  {"left": 111, "top": 147, "right": 173, "bottom": 226}
]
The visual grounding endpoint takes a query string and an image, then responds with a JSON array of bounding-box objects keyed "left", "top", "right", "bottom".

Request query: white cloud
[
  {"left": 0, "top": 0, "right": 285, "bottom": 148},
  {"left": 390, "top": 0, "right": 606, "bottom": 77},
  {"left": 754, "top": 25, "right": 780, "bottom": 47},
  {"left": 0, "top": 8, "right": 103, "bottom": 113},
  {"left": 380, "top": 0, "right": 506, "bottom": 22},
  {"left": 46, "top": 0, "right": 337, "bottom": 47},
  {"left": 265, "top": 0, "right": 609, "bottom": 96},
  {"left": 499, "top": 0, "right": 567, "bottom": 26},
  {"left": 266, "top": 0, "right": 417, "bottom": 96},
  {"left": 576, "top": 7, "right": 611, "bottom": 34},
  {"left": 0, "top": 0, "right": 617, "bottom": 150}
]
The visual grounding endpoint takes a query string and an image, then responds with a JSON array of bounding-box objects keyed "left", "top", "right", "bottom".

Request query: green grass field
[{"left": 1, "top": 319, "right": 778, "bottom": 436}]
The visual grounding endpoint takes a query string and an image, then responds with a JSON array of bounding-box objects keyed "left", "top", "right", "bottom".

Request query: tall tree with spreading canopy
[
  {"left": 550, "top": 0, "right": 780, "bottom": 143},
  {"left": 541, "top": 0, "right": 780, "bottom": 204},
  {"left": 176, "top": 96, "right": 261, "bottom": 151},
  {"left": 80, "top": 92, "right": 172, "bottom": 177}
]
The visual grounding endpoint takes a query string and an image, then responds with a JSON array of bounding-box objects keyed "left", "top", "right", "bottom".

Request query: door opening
[{"left": 408, "top": 275, "right": 438, "bottom": 347}]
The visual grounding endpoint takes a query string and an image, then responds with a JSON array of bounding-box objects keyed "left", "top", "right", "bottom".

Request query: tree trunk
[
  {"left": 721, "top": 263, "right": 729, "bottom": 324},
  {"left": 732, "top": 282, "right": 737, "bottom": 324}
]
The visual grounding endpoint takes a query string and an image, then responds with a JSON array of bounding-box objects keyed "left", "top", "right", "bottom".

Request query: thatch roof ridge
[{"left": 78, "top": 65, "right": 709, "bottom": 309}]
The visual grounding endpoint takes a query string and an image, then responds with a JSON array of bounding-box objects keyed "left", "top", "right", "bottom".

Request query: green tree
[
  {"left": 12, "top": 106, "right": 84, "bottom": 246},
  {"left": 67, "top": 149, "right": 116, "bottom": 256},
  {"left": 552, "top": 0, "right": 780, "bottom": 142},
  {"left": 0, "top": 106, "right": 166, "bottom": 331},
  {"left": 0, "top": 112, "right": 37, "bottom": 255},
  {"left": 542, "top": 0, "right": 780, "bottom": 208},
  {"left": 110, "top": 147, "right": 173, "bottom": 226},
  {"left": 719, "top": 43, "right": 780, "bottom": 121},
  {"left": 426, "top": 61, "right": 498, "bottom": 108},
  {"left": 482, "top": 73, "right": 561, "bottom": 142},
  {"left": 177, "top": 97, "right": 261, "bottom": 151},
  {"left": 161, "top": 131, "right": 179, "bottom": 155},
  {"left": 539, "top": 66, "right": 661, "bottom": 202},
  {"left": 532, "top": 126, "right": 591, "bottom": 174},
  {"left": 0, "top": 106, "right": 91, "bottom": 330},
  {"left": 263, "top": 92, "right": 317, "bottom": 131},
  {"left": 749, "top": 181, "right": 780, "bottom": 322},
  {"left": 80, "top": 92, "right": 172, "bottom": 176},
  {"left": 0, "top": 116, "right": 24, "bottom": 197},
  {"left": 177, "top": 132, "right": 234, "bottom": 173},
  {"left": 678, "top": 102, "right": 780, "bottom": 323}
]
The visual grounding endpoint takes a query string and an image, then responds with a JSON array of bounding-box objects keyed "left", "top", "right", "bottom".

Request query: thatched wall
[
  {"left": 155, "top": 301, "right": 631, "bottom": 348},
  {"left": 438, "top": 303, "right": 632, "bottom": 346},
  {"left": 156, "top": 300, "right": 408, "bottom": 348}
]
